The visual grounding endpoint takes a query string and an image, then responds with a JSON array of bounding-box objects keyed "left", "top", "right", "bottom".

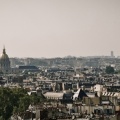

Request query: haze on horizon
[{"left": 0, "top": 0, "right": 120, "bottom": 58}]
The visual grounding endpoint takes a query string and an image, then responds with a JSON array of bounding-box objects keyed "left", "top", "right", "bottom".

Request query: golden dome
[
  {"left": 0, "top": 47, "right": 10, "bottom": 73},
  {"left": 1, "top": 53, "right": 9, "bottom": 59},
  {"left": 0, "top": 47, "right": 9, "bottom": 60}
]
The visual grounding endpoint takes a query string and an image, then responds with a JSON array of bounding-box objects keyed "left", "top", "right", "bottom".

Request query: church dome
[
  {"left": 0, "top": 47, "right": 10, "bottom": 73},
  {"left": 0, "top": 48, "right": 9, "bottom": 60},
  {"left": 1, "top": 53, "right": 9, "bottom": 60}
]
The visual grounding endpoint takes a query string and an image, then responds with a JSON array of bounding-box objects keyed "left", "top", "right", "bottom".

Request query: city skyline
[
  {"left": 0, "top": 46, "right": 117, "bottom": 58},
  {"left": 0, "top": 0, "right": 120, "bottom": 58}
]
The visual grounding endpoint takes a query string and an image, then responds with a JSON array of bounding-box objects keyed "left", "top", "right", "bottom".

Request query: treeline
[{"left": 0, "top": 87, "right": 45, "bottom": 120}]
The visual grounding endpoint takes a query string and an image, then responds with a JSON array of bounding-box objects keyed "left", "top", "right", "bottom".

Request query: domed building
[{"left": 0, "top": 47, "right": 11, "bottom": 73}]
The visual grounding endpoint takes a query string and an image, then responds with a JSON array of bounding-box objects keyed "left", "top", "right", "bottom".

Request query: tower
[
  {"left": 111, "top": 51, "right": 114, "bottom": 58},
  {"left": 0, "top": 47, "right": 11, "bottom": 73}
]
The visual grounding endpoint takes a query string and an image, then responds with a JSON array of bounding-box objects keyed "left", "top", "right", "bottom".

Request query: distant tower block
[{"left": 111, "top": 51, "right": 114, "bottom": 57}]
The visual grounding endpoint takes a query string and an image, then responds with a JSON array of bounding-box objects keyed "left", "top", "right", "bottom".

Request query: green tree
[
  {"left": 105, "top": 66, "right": 114, "bottom": 74},
  {"left": 0, "top": 87, "right": 45, "bottom": 119}
]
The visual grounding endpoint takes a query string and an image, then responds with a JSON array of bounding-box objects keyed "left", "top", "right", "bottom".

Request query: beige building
[{"left": 0, "top": 47, "right": 11, "bottom": 73}]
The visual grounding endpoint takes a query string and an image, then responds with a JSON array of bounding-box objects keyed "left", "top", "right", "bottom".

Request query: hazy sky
[{"left": 0, "top": 0, "right": 120, "bottom": 58}]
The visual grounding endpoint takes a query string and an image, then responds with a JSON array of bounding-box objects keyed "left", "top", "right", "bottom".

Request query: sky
[{"left": 0, "top": 0, "right": 120, "bottom": 58}]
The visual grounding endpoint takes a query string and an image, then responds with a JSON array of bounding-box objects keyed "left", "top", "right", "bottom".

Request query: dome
[
  {"left": 0, "top": 47, "right": 10, "bottom": 73},
  {"left": 1, "top": 53, "right": 9, "bottom": 60},
  {"left": 0, "top": 48, "right": 9, "bottom": 60}
]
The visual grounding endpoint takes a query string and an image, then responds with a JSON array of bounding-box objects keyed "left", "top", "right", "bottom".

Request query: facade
[{"left": 0, "top": 47, "right": 11, "bottom": 73}]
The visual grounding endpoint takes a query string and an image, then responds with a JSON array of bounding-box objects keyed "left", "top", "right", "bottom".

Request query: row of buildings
[
  {"left": 0, "top": 47, "right": 39, "bottom": 74},
  {"left": 0, "top": 47, "right": 120, "bottom": 119}
]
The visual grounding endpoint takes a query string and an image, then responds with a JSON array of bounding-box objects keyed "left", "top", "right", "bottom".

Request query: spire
[{"left": 3, "top": 45, "right": 6, "bottom": 54}]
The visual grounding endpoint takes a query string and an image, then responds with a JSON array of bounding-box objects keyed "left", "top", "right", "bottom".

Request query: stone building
[{"left": 0, "top": 47, "right": 11, "bottom": 73}]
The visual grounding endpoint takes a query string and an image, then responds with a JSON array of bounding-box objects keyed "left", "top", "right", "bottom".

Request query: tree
[
  {"left": 0, "top": 87, "right": 46, "bottom": 119},
  {"left": 105, "top": 66, "right": 114, "bottom": 74}
]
